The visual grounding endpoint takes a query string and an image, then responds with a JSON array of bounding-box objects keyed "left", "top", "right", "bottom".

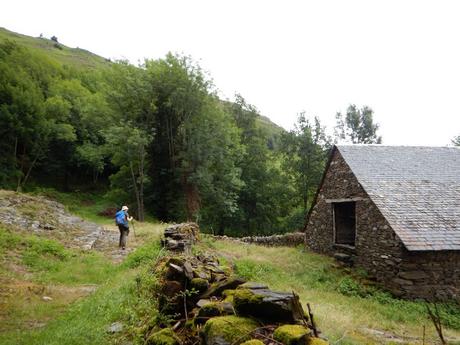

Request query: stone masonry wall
[
  {"left": 305, "top": 149, "right": 460, "bottom": 300},
  {"left": 212, "top": 232, "right": 304, "bottom": 247}
]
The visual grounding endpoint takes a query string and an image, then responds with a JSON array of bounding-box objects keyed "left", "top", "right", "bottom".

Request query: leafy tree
[
  {"left": 225, "top": 95, "right": 294, "bottom": 235},
  {"left": 335, "top": 104, "right": 382, "bottom": 144},
  {"left": 281, "top": 113, "right": 330, "bottom": 218},
  {"left": 452, "top": 135, "right": 460, "bottom": 146},
  {"left": 104, "top": 125, "right": 152, "bottom": 221}
]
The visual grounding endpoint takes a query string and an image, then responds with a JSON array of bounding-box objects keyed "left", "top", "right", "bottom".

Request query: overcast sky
[{"left": 2, "top": 0, "right": 460, "bottom": 145}]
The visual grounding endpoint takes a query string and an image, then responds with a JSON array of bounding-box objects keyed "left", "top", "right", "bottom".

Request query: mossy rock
[
  {"left": 222, "top": 289, "right": 236, "bottom": 303},
  {"left": 233, "top": 288, "right": 263, "bottom": 314},
  {"left": 273, "top": 324, "right": 311, "bottom": 345},
  {"left": 199, "top": 302, "right": 223, "bottom": 318},
  {"left": 307, "top": 338, "right": 329, "bottom": 345},
  {"left": 202, "top": 315, "right": 260, "bottom": 345},
  {"left": 191, "top": 278, "right": 209, "bottom": 292},
  {"left": 222, "top": 289, "right": 236, "bottom": 297},
  {"left": 201, "top": 277, "right": 246, "bottom": 298},
  {"left": 167, "top": 256, "right": 185, "bottom": 266},
  {"left": 240, "top": 340, "right": 264, "bottom": 345},
  {"left": 146, "top": 328, "right": 180, "bottom": 345},
  {"left": 233, "top": 289, "right": 305, "bottom": 323}
]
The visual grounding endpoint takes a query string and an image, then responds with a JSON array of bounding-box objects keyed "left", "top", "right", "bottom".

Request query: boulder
[
  {"left": 147, "top": 328, "right": 180, "bottom": 345},
  {"left": 191, "top": 278, "right": 209, "bottom": 292},
  {"left": 273, "top": 324, "right": 311, "bottom": 345},
  {"left": 233, "top": 289, "right": 305, "bottom": 323},
  {"left": 201, "top": 315, "right": 260, "bottom": 345}
]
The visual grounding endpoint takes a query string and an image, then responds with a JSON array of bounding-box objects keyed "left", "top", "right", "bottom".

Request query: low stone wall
[
  {"left": 153, "top": 224, "right": 329, "bottom": 345},
  {"left": 212, "top": 232, "right": 305, "bottom": 247}
]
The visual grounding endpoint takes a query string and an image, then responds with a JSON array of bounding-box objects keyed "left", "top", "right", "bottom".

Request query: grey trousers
[{"left": 118, "top": 225, "right": 129, "bottom": 248}]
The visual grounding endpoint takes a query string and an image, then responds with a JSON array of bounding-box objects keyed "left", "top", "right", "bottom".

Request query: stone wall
[
  {"left": 212, "top": 232, "right": 305, "bottom": 247},
  {"left": 305, "top": 149, "right": 460, "bottom": 301}
]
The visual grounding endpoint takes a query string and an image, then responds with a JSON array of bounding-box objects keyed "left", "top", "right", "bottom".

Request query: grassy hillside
[
  {"left": 0, "top": 27, "right": 109, "bottom": 70},
  {"left": 0, "top": 26, "right": 285, "bottom": 139}
]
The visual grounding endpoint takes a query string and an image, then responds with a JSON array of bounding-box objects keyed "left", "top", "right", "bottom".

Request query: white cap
[{"left": 122, "top": 205, "right": 128, "bottom": 211}]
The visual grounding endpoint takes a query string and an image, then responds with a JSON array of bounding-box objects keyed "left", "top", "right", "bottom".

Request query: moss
[
  {"left": 241, "top": 340, "right": 265, "bottom": 345},
  {"left": 146, "top": 328, "right": 179, "bottom": 345},
  {"left": 202, "top": 315, "right": 259, "bottom": 345},
  {"left": 307, "top": 338, "right": 329, "bottom": 345},
  {"left": 199, "top": 302, "right": 223, "bottom": 317},
  {"left": 191, "top": 277, "right": 209, "bottom": 292},
  {"left": 222, "top": 289, "right": 236, "bottom": 303},
  {"left": 233, "top": 288, "right": 263, "bottom": 311},
  {"left": 223, "top": 289, "right": 236, "bottom": 297},
  {"left": 167, "top": 256, "right": 185, "bottom": 267},
  {"left": 273, "top": 325, "right": 311, "bottom": 345}
]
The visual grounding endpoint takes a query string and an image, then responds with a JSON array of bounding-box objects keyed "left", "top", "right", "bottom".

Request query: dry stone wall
[
  {"left": 151, "top": 223, "right": 329, "bottom": 345},
  {"left": 305, "top": 150, "right": 460, "bottom": 301},
  {"left": 212, "top": 232, "right": 305, "bottom": 247}
]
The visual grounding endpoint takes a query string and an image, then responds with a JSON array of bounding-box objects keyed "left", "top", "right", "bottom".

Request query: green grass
[
  {"left": 206, "top": 237, "right": 460, "bottom": 345},
  {"left": 0, "top": 27, "right": 110, "bottom": 70},
  {"left": 0, "top": 227, "right": 117, "bottom": 285},
  {"left": 0, "top": 225, "right": 164, "bottom": 345},
  {"left": 0, "top": 269, "right": 140, "bottom": 345}
]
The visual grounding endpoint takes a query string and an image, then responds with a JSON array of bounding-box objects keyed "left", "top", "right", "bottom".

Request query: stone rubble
[{"left": 150, "top": 223, "right": 329, "bottom": 345}]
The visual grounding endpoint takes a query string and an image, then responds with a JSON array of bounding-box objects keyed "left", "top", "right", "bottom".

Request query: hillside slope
[
  {"left": 0, "top": 27, "right": 109, "bottom": 69},
  {"left": 0, "top": 27, "right": 285, "bottom": 137}
]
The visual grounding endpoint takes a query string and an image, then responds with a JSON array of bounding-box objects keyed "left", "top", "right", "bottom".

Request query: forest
[{"left": 0, "top": 30, "right": 399, "bottom": 236}]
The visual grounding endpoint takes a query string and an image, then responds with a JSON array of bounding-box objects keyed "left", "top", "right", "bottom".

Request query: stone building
[{"left": 304, "top": 145, "right": 460, "bottom": 300}]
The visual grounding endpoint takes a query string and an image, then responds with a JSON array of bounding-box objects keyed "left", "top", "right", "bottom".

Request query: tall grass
[{"left": 208, "top": 238, "right": 460, "bottom": 344}]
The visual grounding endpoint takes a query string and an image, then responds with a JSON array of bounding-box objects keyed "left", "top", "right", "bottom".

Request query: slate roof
[{"left": 336, "top": 145, "right": 460, "bottom": 251}]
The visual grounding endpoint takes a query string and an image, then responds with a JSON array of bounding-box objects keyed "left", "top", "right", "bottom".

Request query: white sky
[{"left": 2, "top": 0, "right": 460, "bottom": 145}]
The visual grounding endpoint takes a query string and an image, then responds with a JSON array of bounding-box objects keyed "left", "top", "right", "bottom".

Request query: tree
[
  {"left": 281, "top": 113, "right": 330, "bottom": 217},
  {"left": 224, "top": 95, "right": 294, "bottom": 235},
  {"left": 51, "top": 36, "right": 58, "bottom": 42},
  {"left": 104, "top": 125, "right": 152, "bottom": 221},
  {"left": 335, "top": 104, "right": 382, "bottom": 144},
  {"left": 452, "top": 135, "right": 460, "bottom": 146}
]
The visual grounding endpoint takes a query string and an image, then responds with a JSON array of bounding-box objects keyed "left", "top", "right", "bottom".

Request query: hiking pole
[{"left": 131, "top": 218, "right": 136, "bottom": 238}]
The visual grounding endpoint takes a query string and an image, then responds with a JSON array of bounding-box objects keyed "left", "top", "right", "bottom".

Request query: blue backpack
[{"left": 115, "top": 210, "right": 126, "bottom": 225}]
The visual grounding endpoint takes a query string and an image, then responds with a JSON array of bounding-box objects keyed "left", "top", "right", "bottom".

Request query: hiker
[{"left": 115, "top": 205, "right": 133, "bottom": 250}]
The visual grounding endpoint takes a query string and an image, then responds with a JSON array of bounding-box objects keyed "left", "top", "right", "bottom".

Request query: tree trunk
[
  {"left": 182, "top": 171, "right": 200, "bottom": 221},
  {"left": 138, "top": 146, "right": 145, "bottom": 222},
  {"left": 129, "top": 160, "right": 142, "bottom": 221}
]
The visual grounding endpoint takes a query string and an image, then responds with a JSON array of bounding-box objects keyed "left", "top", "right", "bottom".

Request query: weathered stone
[
  {"left": 106, "top": 322, "right": 124, "bottom": 333},
  {"left": 273, "top": 324, "right": 311, "bottom": 345},
  {"left": 191, "top": 278, "right": 209, "bottom": 292},
  {"left": 392, "top": 278, "right": 413, "bottom": 286},
  {"left": 201, "top": 315, "right": 259, "bottom": 345},
  {"left": 183, "top": 261, "right": 194, "bottom": 280},
  {"left": 233, "top": 288, "right": 305, "bottom": 323},
  {"left": 197, "top": 299, "right": 211, "bottom": 308},
  {"left": 161, "top": 280, "right": 183, "bottom": 298},
  {"left": 201, "top": 277, "right": 246, "bottom": 299},
  {"left": 398, "top": 271, "right": 429, "bottom": 280},
  {"left": 146, "top": 328, "right": 179, "bottom": 345}
]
